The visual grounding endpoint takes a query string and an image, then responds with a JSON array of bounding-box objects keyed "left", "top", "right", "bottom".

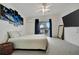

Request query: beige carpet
[{"left": 12, "top": 38, "right": 79, "bottom": 55}]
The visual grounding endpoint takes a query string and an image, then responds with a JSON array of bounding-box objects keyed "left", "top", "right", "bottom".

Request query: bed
[{"left": 8, "top": 34, "right": 48, "bottom": 50}]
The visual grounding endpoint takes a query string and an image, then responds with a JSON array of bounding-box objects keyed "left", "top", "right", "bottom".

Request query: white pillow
[
  {"left": 18, "top": 31, "right": 26, "bottom": 36},
  {"left": 8, "top": 31, "right": 21, "bottom": 38},
  {"left": 0, "top": 32, "right": 8, "bottom": 44}
]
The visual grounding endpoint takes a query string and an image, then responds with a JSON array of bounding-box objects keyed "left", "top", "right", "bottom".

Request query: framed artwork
[{"left": 57, "top": 25, "right": 64, "bottom": 39}]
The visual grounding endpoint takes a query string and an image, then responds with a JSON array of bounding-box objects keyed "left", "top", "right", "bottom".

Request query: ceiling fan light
[
  {"left": 36, "top": 3, "right": 51, "bottom": 15},
  {"left": 45, "top": 9, "right": 50, "bottom": 12}
]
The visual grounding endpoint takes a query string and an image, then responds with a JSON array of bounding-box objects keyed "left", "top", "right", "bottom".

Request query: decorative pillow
[
  {"left": 0, "top": 32, "right": 8, "bottom": 44},
  {"left": 8, "top": 31, "right": 21, "bottom": 38}
]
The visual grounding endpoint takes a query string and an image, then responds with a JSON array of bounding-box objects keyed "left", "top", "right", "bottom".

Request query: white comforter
[{"left": 8, "top": 34, "right": 48, "bottom": 50}]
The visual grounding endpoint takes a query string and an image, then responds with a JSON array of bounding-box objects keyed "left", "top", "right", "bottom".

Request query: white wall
[
  {"left": 24, "top": 17, "right": 35, "bottom": 35},
  {"left": 65, "top": 27, "right": 79, "bottom": 46},
  {"left": 51, "top": 16, "right": 61, "bottom": 37}
]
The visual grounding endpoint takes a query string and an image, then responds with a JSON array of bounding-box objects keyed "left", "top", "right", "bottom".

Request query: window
[{"left": 39, "top": 21, "right": 50, "bottom": 36}]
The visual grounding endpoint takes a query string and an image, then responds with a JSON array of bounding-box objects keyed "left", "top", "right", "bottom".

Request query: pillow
[
  {"left": 8, "top": 31, "right": 21, "bottom": 38},
  {"left": 18, "top": 31, "right": 26, "bottom": 36},
  {"left": 0, "top": 32, "right": 8, "bottom": 44}
]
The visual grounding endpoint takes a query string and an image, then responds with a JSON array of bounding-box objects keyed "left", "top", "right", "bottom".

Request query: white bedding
[{"left": 8, "top": 34, "right": 48, "bottom": 50}]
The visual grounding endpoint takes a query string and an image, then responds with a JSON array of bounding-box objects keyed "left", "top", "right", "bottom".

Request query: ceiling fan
[{"left": 36, "top": 3, "right": 51, "bottom": 15}]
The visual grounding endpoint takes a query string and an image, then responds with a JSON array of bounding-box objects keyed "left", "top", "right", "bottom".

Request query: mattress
[{"left": 8, "top": 34, "right": 48, "bottom": 50}]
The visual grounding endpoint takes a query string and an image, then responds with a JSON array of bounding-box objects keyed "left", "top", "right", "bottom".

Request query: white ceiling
[{"left": 1, "top": 3, "right": 79, "bottom": 17}]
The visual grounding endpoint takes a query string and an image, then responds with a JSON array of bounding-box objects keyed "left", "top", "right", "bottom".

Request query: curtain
[
  {"left": 35, "top": 19, "right": 40, "bottom": 34},
  {"left": 49, "top": 19, "right": 52, "bottom": 37}
]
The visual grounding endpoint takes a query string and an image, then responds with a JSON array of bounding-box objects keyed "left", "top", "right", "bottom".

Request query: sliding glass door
[
  {"left": 35, "top": 19, "right": 52, "bottom": 37},
  {"left": 39, "top": 21, "right": 50, "bottom": 36}
]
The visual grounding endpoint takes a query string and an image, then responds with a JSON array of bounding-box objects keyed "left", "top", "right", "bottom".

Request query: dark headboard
[{"left": 62, "top": 9, "right": 79, "bottom": 27}]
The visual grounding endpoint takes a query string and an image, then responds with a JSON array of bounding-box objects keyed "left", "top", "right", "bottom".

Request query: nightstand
[{"left": 0, "top": 42, "right": 14, "bottom": 55}]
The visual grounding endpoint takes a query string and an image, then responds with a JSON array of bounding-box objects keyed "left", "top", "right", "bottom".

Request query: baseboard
[{"left": 14, "top": 49, "right": 46, "bottom": 51}]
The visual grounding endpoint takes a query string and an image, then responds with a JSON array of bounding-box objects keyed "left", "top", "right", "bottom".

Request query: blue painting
[{"left": 0, "top": 4, "right": 23, "bottom": 26}]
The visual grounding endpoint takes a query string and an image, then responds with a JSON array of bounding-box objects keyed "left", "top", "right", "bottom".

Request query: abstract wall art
[{"left": 0, "top": 4, "right": 23, "bottom": 26}]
